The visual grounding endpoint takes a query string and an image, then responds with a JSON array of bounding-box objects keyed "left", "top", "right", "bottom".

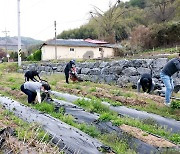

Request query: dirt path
[{"left": 56, "top": 85, "right": 164, "bottom": 107}]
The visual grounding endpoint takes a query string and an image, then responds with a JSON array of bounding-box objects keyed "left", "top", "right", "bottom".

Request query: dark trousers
[
  {"left": 64, "top": 71, "right": 69, "bottom": 84},
  {"left": 21, "top": 84, "right": 37, "bottom": 103},
  {"left": 25, "top": 77, "right": 36, "bottom": 82}
]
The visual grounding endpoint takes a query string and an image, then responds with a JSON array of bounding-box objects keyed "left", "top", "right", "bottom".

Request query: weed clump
[{"left": 170, "top": 101, "right": 180, "bottom": 109}]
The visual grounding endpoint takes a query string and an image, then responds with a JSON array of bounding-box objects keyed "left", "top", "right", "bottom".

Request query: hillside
[
  {"left": 57, "top": 0, "right": 180, "bottom": 54},
  {"left": 0, "top": 36, "right": 43, "bottom": 51}
]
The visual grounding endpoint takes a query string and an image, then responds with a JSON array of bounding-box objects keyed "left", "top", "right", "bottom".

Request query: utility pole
[
  {"left": 2, "top": 29, "right": 10, "bottom": 54},
  {"left": 54, "top": 21, "right": 57, "bottom": 60},
  {"left": 17, "top": 0, "right": 21, "bottom": 67}
]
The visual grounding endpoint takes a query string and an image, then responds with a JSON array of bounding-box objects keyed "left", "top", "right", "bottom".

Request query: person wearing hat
[
  {"left": 160, "top": 53, "right": 180, "bottom": 106},
  {"left": 137, "top": 73, "right": 155, "bottom": 93},
  {"left": 64, "top": 60, "right": 76, "bottom": 84},
  {"left": 20, "top": 81, "right": 51, "bottom": 104}
]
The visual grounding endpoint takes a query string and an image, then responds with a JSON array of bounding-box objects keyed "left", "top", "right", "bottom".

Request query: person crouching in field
[
  {"left": 20, "top": 81, "right": 51, "bottom": 104},
  {"left": 137, "top": 73, "right": 155, "bottom": 93}
]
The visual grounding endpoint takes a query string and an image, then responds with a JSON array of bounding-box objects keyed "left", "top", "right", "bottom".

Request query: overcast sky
[{"left": 0, "top": 0, "right": 129, "bottom": 41}]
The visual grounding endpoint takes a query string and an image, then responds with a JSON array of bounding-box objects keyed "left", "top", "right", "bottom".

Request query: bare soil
[
  {"left": 120, "top": 124, "right": 176, "bottom": 148},
  {"left": 0, "top": 86, "right": 24, "bottom": 100},
  {"left": 56, "top": 85, "right": 164, "bottom": 107}
]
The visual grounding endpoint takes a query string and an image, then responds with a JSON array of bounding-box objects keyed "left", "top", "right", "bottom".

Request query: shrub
[
  {"left": 170, "top": 100, "right": 180, "bottom": 109},
  {"left": 130, "top": 25, "right": 152, "bottom": 51},
  {"left": 27, "top": 49, "right": 41, "bottom": 61}
]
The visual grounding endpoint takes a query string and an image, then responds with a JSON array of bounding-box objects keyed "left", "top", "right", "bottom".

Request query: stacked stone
[{"left": 19, "top": 58, "right": 180, "bottom": 88}]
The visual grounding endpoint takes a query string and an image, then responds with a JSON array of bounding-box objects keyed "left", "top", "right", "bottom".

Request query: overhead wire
[{"left": 21, "top": 0, "right": 45, "bottom": 15}]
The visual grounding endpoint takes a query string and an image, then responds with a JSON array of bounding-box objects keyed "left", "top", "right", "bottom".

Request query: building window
[
  {"left": 70, "top": 48, "right": 74, "bottom": 51},
  {"left": 99, "top": 48, "right": 103, "bottom": 51}
]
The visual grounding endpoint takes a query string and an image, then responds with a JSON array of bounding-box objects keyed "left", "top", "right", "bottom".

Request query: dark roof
[
  {"left": 42, "top": 39, "right": 123, "bottom": 49},
  {"left": 42, "top": 39, "right": 113, "bottom": 48}
]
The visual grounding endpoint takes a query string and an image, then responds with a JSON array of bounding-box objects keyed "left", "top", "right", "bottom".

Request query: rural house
[{"left": 41, "top": 39, "right": 118, "bottom": 60}]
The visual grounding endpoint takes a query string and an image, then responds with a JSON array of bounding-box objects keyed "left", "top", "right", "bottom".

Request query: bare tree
[
  {"left": 130, "top": 25, "right": 152, "bottom": 51},
  {"left": 90, "top": 1, "right": 120, "bottom": 43},
  {"left": 90, "top": 1, "right": 139, "bottom": 43},
  {"left": 146, "top": 0, "right": 178, "bottom": 23}
]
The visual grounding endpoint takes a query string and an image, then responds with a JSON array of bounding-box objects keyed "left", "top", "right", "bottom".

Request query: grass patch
[
  {"left": 75, "top": 98, "right": 110, "bottom": 113},
  {"left": 133, "top": 103, "right": 180, "bottom": 121},
  {"left": 88, "top": 87, "right": 97, "bottom": 93},
  {"left": 0, "top": 62, "right": 18, "bottom": 72},
  {"left": 2, "top": 109, "right": 51, "bottom": 143},
  {"left": 33, "top": 101, "right": 132, "bottom": 153},
  {"left": 74, "top": 98, "right": 180, "bottom": 144},
  {"left": 110, "top": 89, "right": 133, "bottom": 98},
  {"left": 33, "top": 102, "right": 101, "bottom": 138},
  {"left": 99, "top": 133, "right": 135, "bottom": 154},
  {"left": 101, "top": 97, "right": 122, "bottom": 106}
]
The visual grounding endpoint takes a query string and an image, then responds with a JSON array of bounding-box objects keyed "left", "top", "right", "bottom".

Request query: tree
[
  {"left": 90, "top": 1, "right": 145, "bottom": 43},
  {"left": 114, "top": 25, "right": 128, "bottom": 42},
  {"left": 57, "top": 24, "right": 98, "bottom": 39},
  {"left": 150, "top": 21, "right": 180, "bottom": 47},
  {"left": 0, "top": 48, "right": 6, "bottom": 58},
  {"left": 173, "top": 0, "right": 180, "bottom": 20},
  {"left": 27, "top": 49, "right": 41, "bottom": 61},
  {"left": 90, "top": 1, "right": 125, "bottom": 43},
  {"left": 130, "top": 25, "right": 152, "bottom": 51},
  {"left": 129, "top": 0, "right": 148, "bottom": 9},
  {"left": 27, "top": 44, "right": 42, "bottom": 56},
  {"left": 56, "top": 1, "right": 146, "bottom": 43},
  {"left": 145, "top": 0, "right": 177, "bottom": 23},
  {"left": 10, "top": 52, "right": 18, "bottom": 61}
]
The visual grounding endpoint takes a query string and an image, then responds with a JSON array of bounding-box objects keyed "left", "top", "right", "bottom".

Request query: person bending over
[
  {"left": 20, "top": 81, "right": 51, "bottom": 104},
  {"left": 64, "top": 60, "right": 76, "bottom": 84},
  {"left": 24, "top": 70, "right": 41, "bottom": 82},
  {"left": 160, "top": 54, "right": 180, "bottom": 106},
  {"left": 137, "top": 73, "right": 155, "bottom": 93}
]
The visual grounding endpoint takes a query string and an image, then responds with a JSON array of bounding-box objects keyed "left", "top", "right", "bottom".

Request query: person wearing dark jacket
[
  {"left": 137, "top": 73, "right": 155, "bottom": 93},
  {"left": 64, "top": 60, "right": 76, "bottom": 84},
  {"left": 160, "top": 54, "right": 180, "bottom": 106},
  {"left": 24, "top": 70, "right": 41, "bottom": 82}
]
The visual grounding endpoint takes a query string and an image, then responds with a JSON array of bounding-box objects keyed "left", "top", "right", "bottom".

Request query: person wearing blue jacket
[{"left": 160, "top": 54, "right": 180, "bottom": 106}]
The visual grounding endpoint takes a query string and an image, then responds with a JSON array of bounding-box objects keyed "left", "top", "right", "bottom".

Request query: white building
[{"left": 41, "top": 39, "right": 117, "bottom": 60}]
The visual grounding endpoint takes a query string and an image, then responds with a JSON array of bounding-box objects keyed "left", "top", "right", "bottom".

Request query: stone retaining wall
[{"left": 19, "top": 58, "right": 180, "bottom": 88}]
